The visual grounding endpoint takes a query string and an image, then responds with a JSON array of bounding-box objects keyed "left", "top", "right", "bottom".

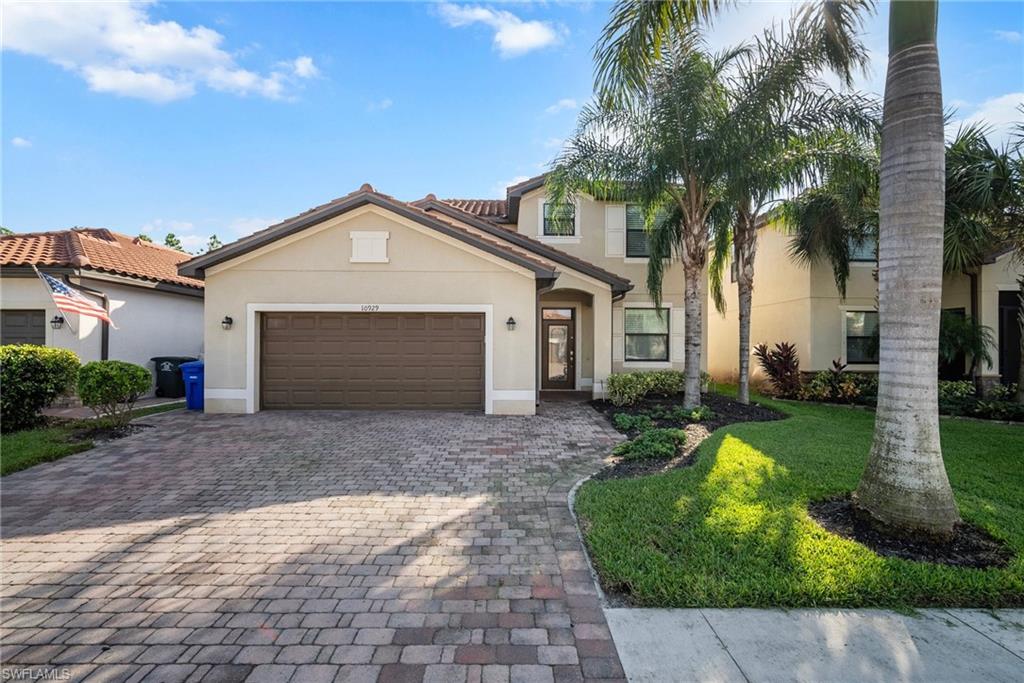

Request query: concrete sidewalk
[{"left": 606, "top": 607, "right": 1024, "bottom": 683}]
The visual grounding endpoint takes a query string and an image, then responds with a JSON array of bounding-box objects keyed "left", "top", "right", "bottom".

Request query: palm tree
[
  {"left": 852, "top": 0, "right": 961, "bottom": 537},
  {"left": 593, "top": 1, "right": 875, "bottom": 406},
  {"left": 709, "top": 23, "right": 877, "bottom": 404},
  {"left": 550, "top": 33, "right": 738, "bottom": 409}
]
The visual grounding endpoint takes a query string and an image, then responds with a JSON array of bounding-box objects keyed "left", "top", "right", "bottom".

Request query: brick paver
[{"left": 1, "top": 404, "right": 625, "bottom": 682}]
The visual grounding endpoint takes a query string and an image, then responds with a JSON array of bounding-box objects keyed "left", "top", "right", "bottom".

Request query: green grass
[
  {"left": 575, "top": 397, "right": 1024, "bottom": 608},
  {"left": 0, "top": 401, "right": 185, "bottom": 476}
]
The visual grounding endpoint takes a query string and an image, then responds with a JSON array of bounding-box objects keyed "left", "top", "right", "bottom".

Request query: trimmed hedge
[
  {"left": 607, "top": 370, "right": 688, "bottom": 406},
  {"left": 78, "top": 360, "right": 151, "bottom": 427},
  {"left": 0, "top": 344, "right": 80, "bottom": 433}
]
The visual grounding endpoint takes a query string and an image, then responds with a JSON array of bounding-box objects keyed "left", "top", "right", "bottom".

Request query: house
[
  {"left": 706, "top": 224, "right": 1023, "bottom": 389},
  {"left": 178, "top": 178, "right": 706, "bottom": 415},
  {"left": 1, "top": 228, "right": 205, "bottom": 390}
]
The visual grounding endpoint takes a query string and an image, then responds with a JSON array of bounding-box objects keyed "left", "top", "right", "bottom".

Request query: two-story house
[
  {"left": 178, "top": 175, "right": 705, "bottom": 415},
  {"left": 706, "top": 223, "right": 1022, "bottom": 391}
]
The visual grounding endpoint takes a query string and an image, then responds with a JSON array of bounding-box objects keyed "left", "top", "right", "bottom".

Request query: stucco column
[
  {"left": 975, "top": 265, "right": 1001, "bottom": 390},
  {"left": 593, "top": 288, "right": 613, "bottom": 398}
]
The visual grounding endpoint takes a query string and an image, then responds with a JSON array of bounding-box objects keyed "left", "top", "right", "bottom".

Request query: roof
[
  {"left": 178, "top": 184, "right": 560, "bottom": 281},
  {"left": 505, "top": 174, "right": 548, "bottom": 224},
  {"left": 1, "top": 228, "right": 204, "bottom": 289},
  {"left": 413, "top": 198, "right": 632, "bottom": 296},
  {"left": 442, "top": 199, "right": 508, "bottom": 221}
]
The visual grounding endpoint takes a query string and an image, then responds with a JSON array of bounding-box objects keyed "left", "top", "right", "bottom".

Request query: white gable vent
[{"left": 350, "top": 231, "right": 389, "bottom": 263}]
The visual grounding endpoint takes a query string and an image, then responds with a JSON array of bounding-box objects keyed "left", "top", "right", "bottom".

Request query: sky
[{"left": 3, "top": 1, "right": 1022, "bottom": 253}]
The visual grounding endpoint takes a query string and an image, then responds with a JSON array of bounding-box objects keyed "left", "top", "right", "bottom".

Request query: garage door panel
[{"left": 261, "top": 311, "right": 485, "bottom": 410}]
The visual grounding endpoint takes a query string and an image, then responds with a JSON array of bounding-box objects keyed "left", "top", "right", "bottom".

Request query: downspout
[{"left": 66, "top": 274, "right": 110, "bottom": 361}]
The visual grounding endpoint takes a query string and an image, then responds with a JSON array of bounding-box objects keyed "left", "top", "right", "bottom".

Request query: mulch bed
[
  {"left": 809, "top": 494, "right": 1014, "bottom": 569},
  {"left": 55, "top": 418, "right": 152, "bottom": 444},
  {"left": 590, "top": 392, "right": 785, "bottom": 480}
]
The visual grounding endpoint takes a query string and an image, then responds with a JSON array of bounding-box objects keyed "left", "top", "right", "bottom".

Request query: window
[
  {"left": 543, "top": 202, "right": 576, "bottom": 236},
  {"left": 845, "top": 310, "right": 879, "bottom": 364},
  {"left": 625, "top": 308, "right": 669, "bottom": 361},
  {"left": 625, "top": 204, "right": 649, "bottom": 257},
  {"left": 848, "top": 237, "right": 877, "bottom": 262}
]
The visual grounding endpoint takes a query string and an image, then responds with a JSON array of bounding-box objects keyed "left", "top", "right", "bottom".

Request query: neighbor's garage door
[
  {"left": 1, "top": 310, "right": 46, "bottom": 345},
  {"left": 260, "top": 312, "right": 485, "bottom": 410}
]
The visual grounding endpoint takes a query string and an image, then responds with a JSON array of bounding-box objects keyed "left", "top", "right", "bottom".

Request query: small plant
[
  {"left": 688, "top": 405, "right": 717, "bottom": 422},
  {"left": 607, "top": 370, "right": 687, "bottom": 406},
  {"left": 612, "top": 413, "right": 655, "bottom": 434},
  {"left": 0, "top": 344, "right": 80, "bottom": 433},
  {"left": 612, "top": 428, "right": 686, "bottom": 461},
  {"left": 753, "top": 342, "right": 802, "bottom": 398},
  {"left": 938, "top": 380, "right": 976, "bottom": 402},
  {"left": 77, "top": 361, "right": 152, "bottom": 428},
  {"left": 986, "top": 383, "right": 1018, "bottom": 401}
]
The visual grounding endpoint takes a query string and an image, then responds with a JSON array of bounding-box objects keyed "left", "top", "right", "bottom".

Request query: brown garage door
[
  {"left": 2, "top": 310, "right": 46, "bottom": 345},
  {"left": 260, "top": 312, "right": 485, "bottom": 410}
]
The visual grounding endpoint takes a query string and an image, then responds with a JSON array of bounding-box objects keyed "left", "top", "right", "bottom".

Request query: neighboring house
[
  {"left": 1, "top": 228, "right": 205, "bottom": 392},
  {"left": 706, "top": 224, "right": 1023, "bottom": 389},
  {"left": 179, "top": 178, "right": 707, "bottom": 415}
]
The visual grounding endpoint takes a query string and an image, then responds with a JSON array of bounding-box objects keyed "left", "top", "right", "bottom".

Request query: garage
[{"left": 260, "top": 311, "right": 485, "bottom": 410}]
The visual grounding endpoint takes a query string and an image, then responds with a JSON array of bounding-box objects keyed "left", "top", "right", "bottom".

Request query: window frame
[
  {"left": 625, "top": 204, "right": 650, "bottom": 258},
  {"left": 842, "top": 308, "right": 879, "bottom": 366},
  {"left": 623, "top": 306, "right": 671, "bottom": 363},
  {"left": 848, "top": 237, "right": 877, "bottom": 263},
  {"left": 542, "top": 201, "right": 578, "bottom": 237}
]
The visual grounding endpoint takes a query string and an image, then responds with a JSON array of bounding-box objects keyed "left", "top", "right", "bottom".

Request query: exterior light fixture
[
  {"left": 506, "top": 316, "right": 516, "bottom": 331},
  {"left": 221, "top": 316, "right": 233, "bottom": 330},
  {"left": 50, "top": 315, "right": 65, "bottom": 330}
]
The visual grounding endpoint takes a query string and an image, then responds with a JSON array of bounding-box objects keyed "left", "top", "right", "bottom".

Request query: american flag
[{"left": 35, "top": 268, "right": 116, "bottom": 328}]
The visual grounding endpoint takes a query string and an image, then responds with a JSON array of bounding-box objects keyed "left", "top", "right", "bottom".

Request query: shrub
[
  {"left": 0, "top": 345, "right": 80, "bottom": 432},
  {"left": 607, "top": 370, "right": 687, "bottom": 406},
  {"left": 612, "top": 428, "right": 686, "bottom": 461},
  {"left": 753, "top": 342, "right": 802, "bottom": 398},
  {"left": 612, "top": 413, "right": 655, "bottom": 434},
  {"left": 688, "top": 405, "right": 717, "bottom": 422},
  {"left": 800, "top": 360, "right": 863, "bottom": 404},
  {"left": 938, "top": 380, "right": 976, "bottom": 402},
  {"left": 77, "top": 361, "right": 151, "bottom": 427},
  {"left": 987, "top": 383, "right": 1018, "bottom": 401}
]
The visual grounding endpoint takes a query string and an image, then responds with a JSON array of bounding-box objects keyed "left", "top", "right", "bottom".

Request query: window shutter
[
  {"left": 605, "top": 205, "right": 625, "bottom": 257},
  {"left": 671, "top": 307, "right": 686, "bottom": 364}
]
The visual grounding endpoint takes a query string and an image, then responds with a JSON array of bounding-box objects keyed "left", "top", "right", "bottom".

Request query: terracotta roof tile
[
  {"left": 442, "top": 199, "right": 508, "bottom": 220},
  {"left": 1, "top": 228, "right": 204, "bottom": 289}
]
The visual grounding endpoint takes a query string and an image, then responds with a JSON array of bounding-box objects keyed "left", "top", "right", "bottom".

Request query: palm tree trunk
[
  {"left": 735, "top": 214, "right": 758, "bottom": 405},
  {"left": 853, "top": 0, "right": 961, "bottom": 538},
  {"left": 682, "top": 264, "right": 703, "bottom": 409}
]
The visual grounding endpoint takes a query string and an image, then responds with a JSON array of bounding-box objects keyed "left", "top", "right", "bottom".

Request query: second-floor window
[
  {"left": 626, "top": 204, "right": 650, "bottom": 257},
  {"left": 543, "top": 202, "right": 576, "bottom": 236},
  {"left": 848, "top": 236, "right": 877, "bottom": 262}
]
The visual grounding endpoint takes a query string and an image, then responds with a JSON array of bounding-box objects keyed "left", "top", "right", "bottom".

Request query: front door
[{"left": 542, "top": 308, "right": 575, "bottom": 390}]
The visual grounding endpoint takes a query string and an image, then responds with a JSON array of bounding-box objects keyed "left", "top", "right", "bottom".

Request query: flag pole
[{"left": 33, "top": 265, "right": 79, "bottom": 335}]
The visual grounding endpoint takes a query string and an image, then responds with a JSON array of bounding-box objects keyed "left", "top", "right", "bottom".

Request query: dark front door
[
  {"left": 1, "top": 310, "right": 46, "bottom": 345},
  {"left": 998, "top": 291, "right": 1022, "bottom": 385},
  {"left": 542, "top": 308, "right": 575, "bottom": 390}
]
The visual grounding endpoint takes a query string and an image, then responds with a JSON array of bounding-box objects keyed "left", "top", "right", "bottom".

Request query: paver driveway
[{"left": 1, "top": 404, "right": 625, "bottom": 683}]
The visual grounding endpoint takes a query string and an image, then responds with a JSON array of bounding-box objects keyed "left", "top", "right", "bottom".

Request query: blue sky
[{"left": 3, "top": 1, "right": 1022, "bottom": 252}]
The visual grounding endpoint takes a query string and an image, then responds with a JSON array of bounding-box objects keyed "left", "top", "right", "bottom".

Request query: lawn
[
  {"left": 1, "top": 402, "right": 185, "bottom": 476},
  {"left": 574, "top": 397, "right": 1024, "bottom": 608}
]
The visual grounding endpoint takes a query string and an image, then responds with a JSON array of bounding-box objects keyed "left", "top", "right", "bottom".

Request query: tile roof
[
  {"left": 1, "top": 228, "right": 204, "bottom": 289},
  {"left": 442, "top": 199, "right": 508, "bottom": 220}
]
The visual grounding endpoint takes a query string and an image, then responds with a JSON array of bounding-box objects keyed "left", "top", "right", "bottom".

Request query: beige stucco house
[
  {"left": 179, "top": 177, "right": 706, "bottom": 415},
  {"left": 706, "top": 223, "right": 1022, "bottom": 389},
  {"left": 0, "top": 228, "right": 205, "bottom": 395}
]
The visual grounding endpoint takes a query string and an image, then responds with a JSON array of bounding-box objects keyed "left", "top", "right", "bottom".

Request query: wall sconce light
[
  {"left": 506, "top": 316, "right": 517, "bottom": 331},
  {"left": 50, "top": 315, "right": 65, "bottom": 330},
  {"left": 221, "top": 316, "right": 233, "bottom": 330}
]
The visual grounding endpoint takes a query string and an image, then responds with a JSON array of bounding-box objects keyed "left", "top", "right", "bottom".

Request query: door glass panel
[
  {"left": 543, "top": 308, "right": 573, "bottom": 320},
  {"left": 547, "top": 325, "right": 569, "bottom": 382}
]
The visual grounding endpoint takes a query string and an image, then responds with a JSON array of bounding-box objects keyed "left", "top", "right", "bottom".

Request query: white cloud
[
  {"left": 543, "top": 137, "right": 564, "bottom": 150},
  {"left": 491, "top": 175, "right": 531, "bottom": 196},
  {"left": 367, "top": 97, "right": 394, "bottom": 112},
  {"left": 949, "top": 92, "right": 1024, "bottom": 146},
  {"left": 226, "top": 216, "right": 279, "bottom": 237},
  {"left": 141, "top": 218, "right": 195, "bottom": 235},
  {"left": 2, "top": 2, "right": 317, "bottom": 103},
  {"left": 10, "top": 137, "right": 32, "bottom": 148},
  {"left": 994, "top": 30, "right": 1022, "bottom": 43},
  {"left": 437, "top": 3, "right": 562, "bottom": 57},
  {"left": 544, "top": 98, "right": 577, "bottom": 115}
]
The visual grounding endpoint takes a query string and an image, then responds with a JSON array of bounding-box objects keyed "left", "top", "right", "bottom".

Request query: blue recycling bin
[{"left": 180, "top": 360, "right": 205, "bottom": 411}]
